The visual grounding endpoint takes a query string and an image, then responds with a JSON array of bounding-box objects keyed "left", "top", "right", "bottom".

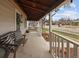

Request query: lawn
[
  {"left": 43, "top": 28, "right": 79, "bottom": 42},
  {"left": 42, "top": 28, "right": 49, "bottom": 33}
]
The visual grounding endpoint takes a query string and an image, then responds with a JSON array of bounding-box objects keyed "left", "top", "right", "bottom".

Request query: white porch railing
[{"left": 51, "top": 32, "right": 79, "bottom": 58}]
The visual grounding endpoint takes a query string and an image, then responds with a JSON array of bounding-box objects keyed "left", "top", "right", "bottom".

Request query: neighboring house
[
  {"left": 28, "top": 21, "right": 40, "bottom": 31},
  {"left": 0, "top": 0, "right": 27, "bottom": 35}
]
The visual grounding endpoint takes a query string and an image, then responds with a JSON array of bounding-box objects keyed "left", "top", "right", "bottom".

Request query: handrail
[{"left": 51, "top": 32, "right": 79, "bottom": 46}]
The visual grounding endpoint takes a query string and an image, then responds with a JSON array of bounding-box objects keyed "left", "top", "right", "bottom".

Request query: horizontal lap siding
[
  {"left": 0, "top": 0, "right": 15, "bottom": 34},
  {"left": 0, "top": 0, "right": 27, "bottom": 35}
]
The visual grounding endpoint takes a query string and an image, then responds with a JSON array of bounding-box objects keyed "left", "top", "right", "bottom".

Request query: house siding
[{"left": 0, "top": 0, "right": 27, "bottom": 35}]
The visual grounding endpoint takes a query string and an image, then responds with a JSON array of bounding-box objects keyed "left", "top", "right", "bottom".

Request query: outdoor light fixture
[{"left": 71, "top": 0, "right": 73, "bottom": 3}]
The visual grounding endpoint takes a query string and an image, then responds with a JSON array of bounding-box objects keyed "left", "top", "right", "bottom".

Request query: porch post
[
  {"left": 42, "top": 19, "right": 43, "bottom": 33},
  {"left": 49, "top": 12, "right": 52, "bottom": 54},
  {"left": 42, "top": 17, "right": 45, "bottom": 33},
  {"left": 43, "top": 17, "right": 46, "bottom": 28}
]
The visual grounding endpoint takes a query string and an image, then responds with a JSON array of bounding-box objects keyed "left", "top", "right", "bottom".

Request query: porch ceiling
[{"left": 14, "top": 0, "right": 65, "bottom": 21}]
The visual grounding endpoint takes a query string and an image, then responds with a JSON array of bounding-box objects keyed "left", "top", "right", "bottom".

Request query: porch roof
[{"left": 14, "top": 0, "right": 67, "bottom": 21}]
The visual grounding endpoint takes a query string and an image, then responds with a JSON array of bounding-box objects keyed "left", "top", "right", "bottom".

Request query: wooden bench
[{"left": 0, "top": 31, "right": 27, "bottom": 58}]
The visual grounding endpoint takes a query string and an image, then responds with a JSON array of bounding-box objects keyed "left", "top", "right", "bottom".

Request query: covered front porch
[{"left": 0, "top": 0, "right": 76, "bottom": 58}]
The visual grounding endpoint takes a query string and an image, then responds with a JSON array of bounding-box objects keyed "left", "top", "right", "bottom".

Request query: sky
[{"left": 46, "top": 0, "right": 79, "bottom": 21}]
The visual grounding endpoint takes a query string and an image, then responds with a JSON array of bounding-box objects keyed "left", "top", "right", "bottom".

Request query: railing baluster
[
  {"left": 74, "top": 44, "right": 78, "bottom": 58},
  {"left": 54, "top": 34, "right": 56, "bottom": 55},
  {"left": 61, "top": 39, "right": 64, "bottom": 58},
  {"left": 66, "top": 41, "right": 70, "bottom": 58},
  {"left": 52, "top": 33, "right": 54, "bottom": 54},
  {"left": 53, "top": 33, "right": 55, "bottom": 56},
  {"left": 56, "top": 36, "right": 57, "bottom": 57},
  {"left": 55, "top": 34, "right": 57, "bottom": 57},
  {"left": 58, "top": 37, "right": 60, "bottom": 57}
]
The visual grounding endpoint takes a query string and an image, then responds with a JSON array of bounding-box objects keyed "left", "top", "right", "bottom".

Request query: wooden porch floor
[{"left": 9, "top": 31, "right": 52, "bottom": 58}]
